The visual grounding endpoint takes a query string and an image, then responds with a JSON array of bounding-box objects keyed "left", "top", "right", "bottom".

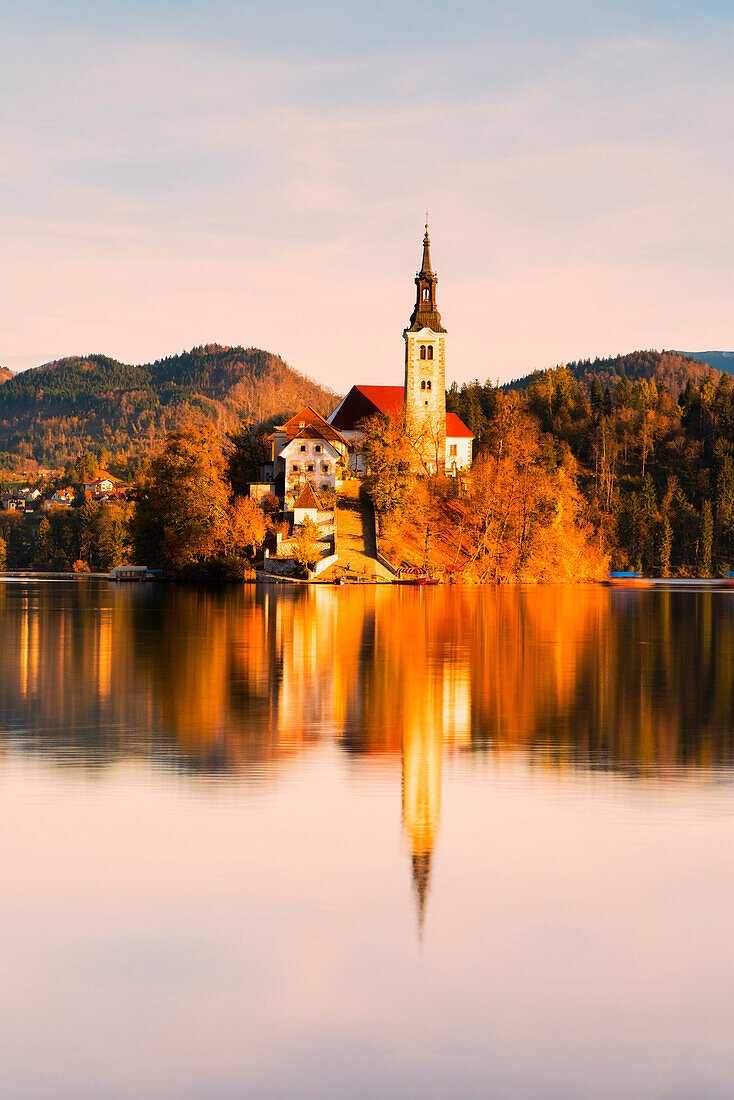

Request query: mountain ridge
[
  {"left": 0, "top": 344, "right": 338, "bottom": 472},
  {"left": 503, "top": 349, "right": 725, "bottom": 398}
]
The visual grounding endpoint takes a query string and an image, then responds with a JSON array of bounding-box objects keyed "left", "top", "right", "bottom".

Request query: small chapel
[{"left": 327, "top": 222, "right": 474, "bottom": 474}]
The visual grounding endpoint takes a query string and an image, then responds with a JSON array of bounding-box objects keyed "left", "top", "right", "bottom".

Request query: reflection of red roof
[{"left": 445, "top": 412, "right": 474, "bottom": 439}]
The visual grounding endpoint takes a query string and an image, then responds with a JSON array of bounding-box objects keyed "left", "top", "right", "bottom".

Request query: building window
[
  {"left": 425, "top": 400, "right": 429, "bottom": 406},
  {"left": 420, "top": 380, "right": 425, "bottom": 390},
  {"left": 292, "top": 464, "right": 299, "bottom": 472},
  {"left": 314, "top": 445, "right": 321, "bottom": 453},
  {"left": 427, "top": 346, "right": 433, "bottom": 360},
  {"left": 322, "top": 463, "right": 329, "bottom": 473},
  {"left": 307, "top": 464, "right": 314, "bottom": 473},
  {"left": 321, "top": 483, "right": 329, "bottom": 491},
  {"left": 299, "top": 444, "right": 306, "bottom": 453},
  {"left": 426, "top": 380, "right": 432, "bottom": 391},
  {"left": 449, "top": 444, "right": 457, "bottom": 457},
  {"left": 422, "top": 288, "right": 429, "bottom": 301},
  {"left": 420, "top": 345, "right": 426, "bottom": 360}
]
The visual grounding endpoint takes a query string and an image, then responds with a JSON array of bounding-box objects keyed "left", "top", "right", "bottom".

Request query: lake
[{"left": 2, "top": 579, "right": 734, "bottom": 1099}]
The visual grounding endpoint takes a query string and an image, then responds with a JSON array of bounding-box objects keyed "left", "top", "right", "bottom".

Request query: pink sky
[{"left": 3, "top": 2, "right": 734, "bottom": 388}]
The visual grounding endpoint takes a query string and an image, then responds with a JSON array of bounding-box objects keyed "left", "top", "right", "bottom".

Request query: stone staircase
[{"left": 333, "top": 481, "right": 394, "bottom": 582}]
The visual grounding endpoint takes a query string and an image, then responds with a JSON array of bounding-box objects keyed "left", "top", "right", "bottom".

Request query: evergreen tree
[
  {"left": 35, "top": 517, "right": 53, "bottom": 568},
  {"left": 659, "top": 517, "right": 672, "bottom": 577},
  {"left": 700, "top": 501, "right": 714, "bottom": 576}
]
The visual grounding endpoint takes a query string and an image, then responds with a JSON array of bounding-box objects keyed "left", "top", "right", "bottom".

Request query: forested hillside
[
  {"left": 504, "top": 350, "right": 722, "bottom": 399},
  {"left": 448, "top": 350, "right": 734, "bottom": 575},
  {"left": 678, "top": 351, "right": 734, "bottom": 376},
  {"left": 0, "top": 345, "right": 337, "bottom": 472},
  {"left": 0, "top": 367, "right": 13, "bottom": 383}
]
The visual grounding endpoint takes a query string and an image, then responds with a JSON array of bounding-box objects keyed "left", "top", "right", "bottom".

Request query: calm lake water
[{"left": 3, "top": 580, "right": 734, "bottom": 1099}]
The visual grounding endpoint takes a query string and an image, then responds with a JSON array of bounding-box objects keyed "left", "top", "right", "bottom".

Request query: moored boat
[
  {"left": 108, "top": 565, "right": 158, "bottom": 582},
  {"left": 392, "top": 567, "right": 428, "bottom": 586},
  {"left": 605, "top": 571, "right": 654, "bottom": 588}
]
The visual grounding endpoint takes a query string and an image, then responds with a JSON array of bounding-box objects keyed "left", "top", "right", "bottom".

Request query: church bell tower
[{"left": 403, "top": 221, "right": 446, "bottom": 472}]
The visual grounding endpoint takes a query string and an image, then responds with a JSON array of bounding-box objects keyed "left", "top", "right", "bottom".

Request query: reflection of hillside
[{"left": 1, "top": 582, "right": 734, "bottom": 777}]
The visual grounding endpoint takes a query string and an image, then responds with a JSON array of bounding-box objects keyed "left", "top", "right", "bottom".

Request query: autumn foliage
[{"left": 132, "top": 425, "right": 267, "bottom": 577}]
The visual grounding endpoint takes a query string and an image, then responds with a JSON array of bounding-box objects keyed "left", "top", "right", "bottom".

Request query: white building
[{"left": 263, "top": 405, "right": 349, "bottom": 507}]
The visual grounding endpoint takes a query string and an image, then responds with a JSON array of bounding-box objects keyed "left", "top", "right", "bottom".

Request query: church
[
  {"left": 262, "top": 224, "right": 473, "bottom": 503},
  {"left": 327, "top": 223, "right": 473, "bottom": 474}
]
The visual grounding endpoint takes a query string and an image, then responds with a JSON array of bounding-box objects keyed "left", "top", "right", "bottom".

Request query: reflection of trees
[
  {"left": 4, "top": 581, "right": 734, "bottom": 930},
  {"left": 3, "top": 582, "right": 734, "bottom": 777}
]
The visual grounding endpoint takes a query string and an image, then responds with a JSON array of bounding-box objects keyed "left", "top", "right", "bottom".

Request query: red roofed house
[
  {"left": 327, "top": 223, "right": 473, "bottom": 475},
  {"left": 264, "top": 405, "right": 349, "bottom": 508}
]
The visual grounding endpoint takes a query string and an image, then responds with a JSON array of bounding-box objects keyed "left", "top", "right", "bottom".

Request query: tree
[
  {"left": 699, "top": 501, "right": 713, "bottom": 576},
  {"left": 0, "top": 535, "right": 5, "bottom": 571},
  {"left": 133, "top": 427, "right": 232, "bottom": 572},
  {"left": 97, "top": 506, "right": 131, "bottom": 570},
  {"left": 291, "top": 517, "right": 321, "bottom": 572},
  {"left": 229, "top": 496, "right": 268, "bottom": 555},
  {"left": 35, "top": 517, "right": 53, "bottom": 569},
  {"left": 659, "top": 517, "right": 672, "bottom": 577},
  {"left": 77, "top": 498, "right": 101, "bottom": 566},
  {"left": 361, "top": 414, "right": 414, "bottom": 515},
  {"left": 225, "top": 421, "right": 270, "bottom": 496}
]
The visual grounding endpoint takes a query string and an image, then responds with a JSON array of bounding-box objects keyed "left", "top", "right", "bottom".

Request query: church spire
[
  {"left": 420, "top": 217, "right": 434, "bottom": 277},
  {"left": 407, "top": 218, "right": 446, "bottom": 333}
]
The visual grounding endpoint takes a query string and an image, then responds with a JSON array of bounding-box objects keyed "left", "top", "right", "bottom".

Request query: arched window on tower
[
  {"left": 420, "top": 380, "right": 426, "bottom": 390},
  {"left": 426, "top": 380, "right": 432, "bottom": 391},
  {"left": 422, "top": 288, "right": 429, "bottom": 301},
  {"left": 427, "top": 346, "right": 433, "bottom": 360},
  {"left": 420, "top": 346, "right": 426, "bottom": 360}
]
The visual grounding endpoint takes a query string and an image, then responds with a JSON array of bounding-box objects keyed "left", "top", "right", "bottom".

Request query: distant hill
[
  {"left": 676, "top": 351, "right": 734, "bottom": 376},
  {"left": 506, "top": 350, "right": 724, "bottom": 398},
  {"left": 0, "top": 344, "right": 338, "bottom": 471},
  {"left": 0, "top": 367, "right": 14, "bottom": 383}
]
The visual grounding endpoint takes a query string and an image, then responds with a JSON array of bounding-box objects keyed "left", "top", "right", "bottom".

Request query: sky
[{"left": 3, "top": 0, "right": 734, "bottom": 389}]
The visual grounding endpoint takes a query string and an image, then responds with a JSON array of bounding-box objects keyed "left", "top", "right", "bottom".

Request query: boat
[
  {"left": 107, "top": 565, "right": 158, "bottom": 582},
  {"left": 604, "top": 571, "right": 654, "bottom": 588},
  {"left": 392, "top": 567, "right": 428, "bottom": 586}
]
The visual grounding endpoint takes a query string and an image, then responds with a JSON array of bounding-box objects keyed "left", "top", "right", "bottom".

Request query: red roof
[
  {"left": 445, "top": 412, "right": 474, "bottom": 439},
  {"left": 331, "top": 385, "right": 474, "bottom": 439},
  {"left": 330, "top": 386, "right": 403, "bottom": 430},
  {"left": 281, "top": 405, "right": 347, "bottom": 445},
  {"left": 292, "top": 483, "right": 321, "bottom": 511}
]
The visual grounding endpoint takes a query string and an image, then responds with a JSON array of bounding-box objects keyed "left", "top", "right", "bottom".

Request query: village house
[
  {"left": 262, "top": 405, "right": 349, "bottom": 508},
  {"left": 84, "top": 478, "right": 114, "bottom": 496},
  {"left": 327, "top": 224, "right": 474, "bottom": 474},
  {"left": 49, "top": 488, "right": 74, "bottom": 507},
  {"left": 0, "top": 493, "right": 24, "bottom": 511}
]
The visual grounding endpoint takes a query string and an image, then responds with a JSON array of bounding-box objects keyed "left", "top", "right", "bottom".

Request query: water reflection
[{"left": 3, "top": 580, "right": 734, "bottom": 924}]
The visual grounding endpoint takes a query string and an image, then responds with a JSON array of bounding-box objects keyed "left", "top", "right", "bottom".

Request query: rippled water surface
[{"left": 3, "top": 580, "right": 734, "bottom": 1099}]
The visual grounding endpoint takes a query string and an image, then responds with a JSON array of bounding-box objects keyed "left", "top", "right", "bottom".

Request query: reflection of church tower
[
  {"left": 402, "top": 723, "right": 442, "bottom": 936},
  {"left": 403, "top": 221, "right": 447, "bottom": 472}
]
